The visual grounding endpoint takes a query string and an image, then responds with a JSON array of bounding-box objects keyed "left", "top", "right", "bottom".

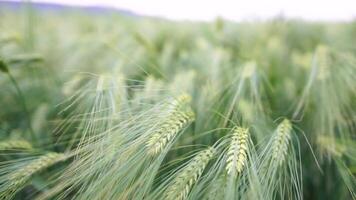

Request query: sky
[{"left": 6, "top": 0, "right": 356, "bottom": 21}]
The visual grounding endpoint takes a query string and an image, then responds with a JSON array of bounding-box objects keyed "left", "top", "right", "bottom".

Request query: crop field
[{"left": 0, "top": 3, "right": 355, "bottom": 200}]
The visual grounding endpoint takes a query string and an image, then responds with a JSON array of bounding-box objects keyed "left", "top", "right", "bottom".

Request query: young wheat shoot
[{"left": 165, "top": 147, "right": 215, "bottom": 200}]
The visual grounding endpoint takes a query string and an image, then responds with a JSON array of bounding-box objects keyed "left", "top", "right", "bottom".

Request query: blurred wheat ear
[
  {"left": 271, "top": 119, "right": 292, "bottom": 166},
  {"left": 0, "top": 140, "right": 33, "bottom": 151},
  {"left": 0, "top": 152, "right": 69, "bottom": 199}
]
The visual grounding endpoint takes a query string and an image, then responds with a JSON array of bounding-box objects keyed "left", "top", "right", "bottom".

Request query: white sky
[{"left": 6, "top": 0, "right": 356, "bottom": 21}]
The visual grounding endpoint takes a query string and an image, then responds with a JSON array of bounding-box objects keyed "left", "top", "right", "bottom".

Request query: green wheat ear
[
  {"left": 165, "top": 147, "right": 215, "bottom": 200},
  {"left": 271, "top": 119, "right": 292, "bottom": 166},
  {"left": 315, "top": 45, "right": 331, "bottom": 80},
  {"left": 226, "top": 126, "right": 249, "bottom": 176},
  {"left": 146, "top": 110, "right": 195, "bottom": 155},
  {"left": 0, "top": 140, "right": 33, "bottom": 150},
  {"left": 0, "top": 152, "right": 67, "bottom": 199},
  {"left": 167, "top": 94, "right": 192, "bottom": 111},
  {"left": 317, "top": 135, "right": 346, "bottom": 157},
  {"left": 146, "top": 94, "right": 195, "bottom": 155}
]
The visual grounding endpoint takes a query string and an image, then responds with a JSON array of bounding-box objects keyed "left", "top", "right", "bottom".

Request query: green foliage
[{"left": 0, "top": 5, "right": 355, "bottom": 200}]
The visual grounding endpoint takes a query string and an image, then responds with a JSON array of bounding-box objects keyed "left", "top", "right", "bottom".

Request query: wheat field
[{"left": 0, "top": 3, "right": 355, "bottom": 200}]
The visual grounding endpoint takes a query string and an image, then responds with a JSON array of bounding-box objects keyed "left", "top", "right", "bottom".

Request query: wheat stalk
[
  {"left": 226, "top": 126, "right": 249, "bottom": 176},
  {"left": 165, "top": 147, "right": 215, "bottom": 200},
  {"left": 146, "top": 94, "right": 194, "bottom": 155},
  {"left": 271, "top": 119, "right": 292, "bottom": 165},
  {"left": 0, "top": 140, "right": 33, "bottom": 150},
  {"left": 0, "top": 152, "right": 66, "bottom": 199}
]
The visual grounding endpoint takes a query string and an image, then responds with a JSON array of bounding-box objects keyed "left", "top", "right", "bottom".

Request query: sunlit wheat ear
[
  {"left": 271, "top": 119, "right": 292, "bottom": 166},
  {"left": 226, "top": 126, "right": 249, "bottom": 176},
  {"left": 146, "top": 94, "right": 194, "bottom": 155},
  {"left": 0, "top": 140, "right": 32, "bottom": 150},
  {"left": 165, "top": 147, "right": 215, "bottom": 200},
  {"left": 1, "top": 152, "right": 67, "bottom": 199}
]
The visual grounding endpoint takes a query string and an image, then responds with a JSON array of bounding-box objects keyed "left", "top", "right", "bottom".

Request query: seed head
[
  {"left": 0, "top": 140, "right": 33, "bottom": 150},
  {"left": 226, "top": 127, "right": 249, "bottom": 176},
  {"left": 271, "top": 119, "right": 292, "bottom": 165}
]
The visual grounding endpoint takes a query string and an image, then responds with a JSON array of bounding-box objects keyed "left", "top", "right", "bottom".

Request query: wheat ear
[
  {"left": 316, "top": 45, "right": 331, "bottom": 80},
  {"left": 147, "top": 110, "right": 195, "bottom": 155},
  {"left": 1, "top": 152, "right": 66, "bottom": 199},
  {"left": 165, "top": 147, "right": 215, "bottom": 200},
  {"left": 0, "top": 140, "right": 33, "bottom": 150},
  {"left": 317, "top": 136, "right": 345, "bottom": 157},
  {"left": 167, "top": 94, "right": 192, "bottom": 111},
  {"left": 226, "top": 126, "right": 249, "bottom": 176},
  {"left": 271, "top": 119, "right": 292, "bottom": 165},
  {"left": 146, "top": 94, "right": 194, "bottom": 155}
]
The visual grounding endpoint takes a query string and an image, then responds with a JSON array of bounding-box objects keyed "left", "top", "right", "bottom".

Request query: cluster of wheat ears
[
  {"left": 0, "top": 92, "right": 297, "bottom": 200},
  {"left": 0, "top": 6, "right": 355, "bottom": 200}
]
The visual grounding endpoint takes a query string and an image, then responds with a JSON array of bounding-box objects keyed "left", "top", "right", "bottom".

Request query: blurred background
[{"left": 2, "top": 0, "right": 356, "bottom": 21}]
